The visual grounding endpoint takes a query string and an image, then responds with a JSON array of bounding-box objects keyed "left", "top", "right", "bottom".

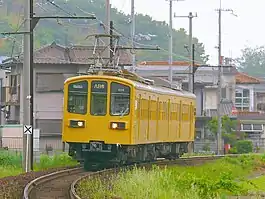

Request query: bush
[
  {"left": 228, "top": 147, "right": 237, "bottom": 154},
  {"left": 236, "top": 140, "right": 253, "bottom": 154}
]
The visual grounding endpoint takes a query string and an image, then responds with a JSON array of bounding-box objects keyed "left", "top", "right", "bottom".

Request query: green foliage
[
  {"left": 0, "top": 0, "right": 208, "bottom": 63},
  {"left": 236, "top": 46, "right": 265, "bottom": 78},
  {"left": 34, "top": 153, "right": 78, "bottom": 171},
  {"left": 77, "top": 155, "right": 265, "bottom": 199},
  {"left": 0, "top": 150, "right": 22, "bottom": 167},
  {"left": 0, "top": 151, "right": 78, "bottom": 178},
  {"left": 202, "top": 142, "right": 211, "bottom": 152},
  {"left": 206, "top": 115, "right": 242, "bottom": 145},
  {"left": 235, "top": 140, "right": 253, "bottom": 154}
]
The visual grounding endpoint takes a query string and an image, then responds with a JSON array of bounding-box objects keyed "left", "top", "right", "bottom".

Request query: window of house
[
  {"left": 221, "top": 88, "right": 227, "bottom": 99},
  {"left": 242, "top": 124, "right": 252, "bottom": 131},
  {"left": 235, "top": 89, "right": 250, "bottom": 111},
  {"left": 253, "top": 124, "right": 263, "bottom": 131}
]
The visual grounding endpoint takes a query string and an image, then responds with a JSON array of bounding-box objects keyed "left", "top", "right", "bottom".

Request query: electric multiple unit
[{"left": 62, "top": 75, "right": 196, "bottom": 170}]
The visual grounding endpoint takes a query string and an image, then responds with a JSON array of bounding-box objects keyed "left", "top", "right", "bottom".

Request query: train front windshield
[
  {"left": 66, "top": 80, "right": 130, "bottom": 116},
  {"left": 110, "top": 82, "right": 130, "bottom": 116}
]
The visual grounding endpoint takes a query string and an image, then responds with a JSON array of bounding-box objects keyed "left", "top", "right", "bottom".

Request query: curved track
[
  {"left": 23, "top": 167, "right": 88, "bottom": 199},
  {"left": 23, "top": 155, "right": 236, "bottom": 199}
]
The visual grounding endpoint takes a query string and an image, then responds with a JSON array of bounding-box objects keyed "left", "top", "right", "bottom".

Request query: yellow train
[{"left": 62, "top": 73, "right": 196, "bottom": 170}]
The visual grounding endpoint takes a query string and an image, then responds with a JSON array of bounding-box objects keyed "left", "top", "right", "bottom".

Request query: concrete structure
[{"left": 0, "top": 42, "right": 132, "bottom": 150}]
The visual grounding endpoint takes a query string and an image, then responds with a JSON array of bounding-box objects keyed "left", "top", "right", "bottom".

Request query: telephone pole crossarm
[{"left": 1, "top": 32, "right": 30, "bottom": 35}]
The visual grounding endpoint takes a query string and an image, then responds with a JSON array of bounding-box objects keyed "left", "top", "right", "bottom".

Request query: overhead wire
[
  {"left": 44, "top": 0, "right": 210, "bottom": 73},
  {"left": 74, "top": 5, "right": 206, "bottom": 66}
]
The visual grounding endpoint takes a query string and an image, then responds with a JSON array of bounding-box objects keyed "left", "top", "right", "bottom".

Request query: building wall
[
  {"left": 204, "top": 88, "right": 217, "bottom": 110},
  {"left": 7, "top": 64, "right": 79, "bottom": 136}
]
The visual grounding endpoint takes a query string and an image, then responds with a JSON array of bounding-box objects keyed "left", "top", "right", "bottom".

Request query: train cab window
[
  {"left": 110, "top": 82, "right": 130, "bottom": 116},
  {"left": 67, "top": 80, "right": 88, "bottom": 114},
  {"left": 90, "top": 81, "right": 107, "bottom": 116}
]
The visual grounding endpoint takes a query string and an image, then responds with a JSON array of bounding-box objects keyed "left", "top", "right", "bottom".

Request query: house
[
  {"left": 0, "top": 42, "right": 132, "bottom": 151},
  {"left": 136, "top": 61, "right": 237, "bottom": 116},
  {"left": 235, "top": 72, "right": 265, "bottom": 112}
]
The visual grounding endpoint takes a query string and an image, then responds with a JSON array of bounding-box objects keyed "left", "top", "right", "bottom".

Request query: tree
[
  {"left": 206, "top": 115, "right": 244, "bottom": 145},
  {"left": 236, "top": 46, "right": 265, "bottom": 78},
  {"left": 0, "top": 0, "right": 209, "bottom": 64}
]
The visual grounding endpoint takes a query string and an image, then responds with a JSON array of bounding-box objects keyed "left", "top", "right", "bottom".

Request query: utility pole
[
  {"left": 167, "top": 0, "right": 184, "bottom": 87},
  {"left": 29, "top": 0, "right": 34, "bottom": 171},
  {"left": 110, "top": 21, "right": 113, "bottom": 64},
  {"left": 168, "top": 0, "right": 173, "bottom": 86},
  {"left": 174, "top": 12, "right": 197, "bottom": 93},
  {"left": 23, "top": 0, "right": 31, "bottom": 172},
  {"left": 192, "top": 43, "right": 195, "bottom": 93},
  {"left": 131, "top": 0, "right": 136, "bottom": 71},
  {"left": 106, "top": 0, "right": 111, "bottom": 60},
  {"left": 215, "top": 1, "right": 237, "bottom": 155}
]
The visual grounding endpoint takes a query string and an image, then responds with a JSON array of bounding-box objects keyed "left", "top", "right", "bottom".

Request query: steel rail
[
  {"left": 22, "top": 154, "right": 241, "bottom": 199},
  {"left": 23, "top": 167, "right": 83, "bottom": 199}
]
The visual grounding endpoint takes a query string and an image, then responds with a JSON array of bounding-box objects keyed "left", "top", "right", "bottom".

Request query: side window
[
  {"left": 110, "top": 82, "right": 130, "bottom": 116},
  {"left": 90, "top": 81, "right": 107, "bottom": 116},
  {"left": 67, "top": 80, "right": 88, "bottom": 114}
]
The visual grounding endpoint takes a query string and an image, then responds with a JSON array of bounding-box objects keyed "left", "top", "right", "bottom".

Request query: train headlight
[
  {"left": 110, "top": 122, "right": 127, "bottom": 130},
  {"left": 77, "top": 121, "right": 84, "bottom": 127},
  {"left": 111, "top": 122, "right": 118, "bottom": 129},
  {"left": 69, "top": 120, "right": 85, "bottom": 128}
]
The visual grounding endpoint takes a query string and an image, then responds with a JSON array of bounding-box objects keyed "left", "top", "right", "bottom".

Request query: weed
[{"left": 77, "top": 154, "right": 265, "bottom": 199}]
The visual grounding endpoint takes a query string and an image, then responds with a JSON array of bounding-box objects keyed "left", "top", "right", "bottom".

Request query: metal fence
[
  {"left": 194, "top": 138, "right": 265, "bottom": 153},
  {"left": 0, "top": 136, "right": 69, "bottom": 162}
]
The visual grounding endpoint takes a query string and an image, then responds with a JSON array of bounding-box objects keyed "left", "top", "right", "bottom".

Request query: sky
[{"left": 110, "top": 0, "right": 265, "bottom": 65}]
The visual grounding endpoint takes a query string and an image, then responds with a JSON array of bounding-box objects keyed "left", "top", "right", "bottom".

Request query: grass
[
  {"left": 77, "top": 154, "right": 265, "bottom": 199},
  {"left": 0, "top": 149, "right": 79, "bottom": 178}
]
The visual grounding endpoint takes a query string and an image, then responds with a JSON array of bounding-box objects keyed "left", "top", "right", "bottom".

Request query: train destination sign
[
  {"left": 91, "top": 81, "right": 107, "bottom": 93},
  {"left": 111, "top": 82, "right": 130, "bottom": 94},
  {"left": 68, "top": 81, "right": 88, "bottom": 92}
]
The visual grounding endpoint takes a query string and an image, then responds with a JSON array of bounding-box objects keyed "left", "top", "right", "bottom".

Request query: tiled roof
[
  {"left": 237, "top": 112, "right": 265, "bottom": 120},
  {"left": 137, "top": 61, "right": 238, "bottom": 75},
  {"left": 236, "top": 72, "right": 263, "bottom": 84},
  {"left": 205, "top": 100, "right": 236, "bottom": 118},
  {"left": 4, "top": 42, "right": 132, "bottom": 65}
]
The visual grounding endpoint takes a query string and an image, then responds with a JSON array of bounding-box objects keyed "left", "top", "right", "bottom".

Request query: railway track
[
  {"left": 22, "top": 155, "right": 235, "bottom": 199},
  {"left": 23, "top": 167, "right": 88, "bottom": 199}
]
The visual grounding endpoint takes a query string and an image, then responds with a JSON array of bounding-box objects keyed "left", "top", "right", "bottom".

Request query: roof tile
[
  {"left": 10, "top": 42, "right": 132, "bottom": 65},
  {"left": 236, "top": 72, "right": 263, "bottom": 84}
]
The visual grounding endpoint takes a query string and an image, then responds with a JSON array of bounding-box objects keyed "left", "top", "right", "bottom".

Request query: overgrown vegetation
[
  {"left": 77, "top": 154, "right": 265, "bottom": 199},
  {"left": 0, "top": 150, "right": 78, "bottom": 178},
  {"left": 206, "top": 115, "right": 254, "bottom": 154}
]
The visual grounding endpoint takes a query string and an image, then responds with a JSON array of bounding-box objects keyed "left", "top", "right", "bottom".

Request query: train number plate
[{"left": 89, "top": 142, "right": 103, "bottom": 151}]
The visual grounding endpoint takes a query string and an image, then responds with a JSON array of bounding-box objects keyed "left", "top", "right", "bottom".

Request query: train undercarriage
[{"left": 68, "top": 141, "right": 190, "bottom": 171}]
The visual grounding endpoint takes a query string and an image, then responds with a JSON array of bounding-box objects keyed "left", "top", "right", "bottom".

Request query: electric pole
[
  {"left": 168, "top": 0, "right": 173, "bottom": 87},
  {"left": 106, "top": 0, "right": 111, "bottom": 59},
  {"left": 216, "top": 1, "right": 237, "bottom": 155},
  {"left": 166, "top": 0, "right": 185, "bottom": 87},
  {"left": 23, "top": 0, "right": 31, "bottom": 172},
  {"left": 131, "top": 0, "right": 136, "bottom": 71},
  {"left": 174, "top": 12, "right": 197, "bottom": 93}
]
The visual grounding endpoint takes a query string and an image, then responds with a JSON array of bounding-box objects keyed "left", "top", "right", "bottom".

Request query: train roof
[{"left": 65, "top": 75, "right": 196, "bottom": 99}]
